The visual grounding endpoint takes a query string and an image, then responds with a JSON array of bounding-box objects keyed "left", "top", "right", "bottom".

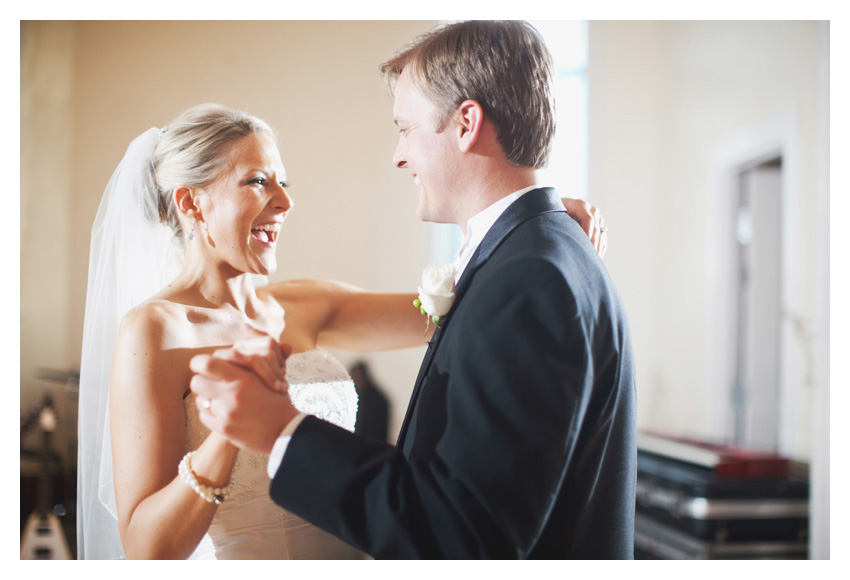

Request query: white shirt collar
[{"left": 450, "top": 185, "right": 543, "bottom": 283}]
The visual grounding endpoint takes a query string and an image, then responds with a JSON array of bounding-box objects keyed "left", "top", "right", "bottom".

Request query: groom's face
[{"left": 392, "top": 68, "right": 463, "bottom": 225}]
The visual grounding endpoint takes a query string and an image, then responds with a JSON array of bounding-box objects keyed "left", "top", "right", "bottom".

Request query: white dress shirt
[
  {"left": 267, "top": 184, "right": 544, "bottom": 479},
  {"left": 449, "top": 184, "right": 540, "bottom": 283}
]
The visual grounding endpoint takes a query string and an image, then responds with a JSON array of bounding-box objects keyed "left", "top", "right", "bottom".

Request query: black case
[
  {"left": 634, "top": 513, "right": 808, "bottom": 560},
  {"left": 635, "top": 450, "right": 809, "bottom": 558}
]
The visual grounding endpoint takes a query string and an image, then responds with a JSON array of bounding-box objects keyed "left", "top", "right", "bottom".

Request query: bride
[{"left": 77, "top": 103, "right": 606, "bottom": 559}]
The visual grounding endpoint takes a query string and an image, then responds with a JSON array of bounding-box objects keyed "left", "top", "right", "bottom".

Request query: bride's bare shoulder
[
  {"left": 111, "top": 299, "right": 199, "bottom": 400},
  {"left": 123, "top": 297, "right": 186, "bottom": 324},
  {"left": 117, "top": 298, "right": 190, "bottom": 350}
]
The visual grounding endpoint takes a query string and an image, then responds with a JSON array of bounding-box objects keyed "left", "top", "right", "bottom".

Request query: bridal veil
[{"left": 77, "top": 128, "right": 181, "bottom": 559}]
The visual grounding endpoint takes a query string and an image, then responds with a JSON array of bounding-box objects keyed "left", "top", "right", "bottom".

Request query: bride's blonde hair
[{"left": 148, "top": 103, "right": 277, "bottom": 241}]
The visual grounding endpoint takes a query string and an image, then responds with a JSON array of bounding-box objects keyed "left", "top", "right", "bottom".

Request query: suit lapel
[
  {"left": 469, "top": 187, "right": 565, "bottom": 269},
  {"left": 396, "top": 188, "right": 566, "bottom": 448}
]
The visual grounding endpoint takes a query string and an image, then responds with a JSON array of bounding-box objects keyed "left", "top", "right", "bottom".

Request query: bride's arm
[
  {"left": 264, "top": 198, "right": 605, "bottom": 352},
  {"left": 109, "top": 303, "right": 238, "bottom": 559},
  {"left": 265, "top": 279, "right": 432, "bottom": 352}
]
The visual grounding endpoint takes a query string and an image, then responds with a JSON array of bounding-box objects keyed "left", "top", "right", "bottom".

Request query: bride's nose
[{"left": 271, "top": 184, "right": 294, "bottom": 213}]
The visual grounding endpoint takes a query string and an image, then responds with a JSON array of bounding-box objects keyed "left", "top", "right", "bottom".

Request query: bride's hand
[
  {"left": 189, "top": 350, "right": 300, "bottom": 456},
  {"left": 212, "top": 324, "right": 293, "bottom": 393},
  {"left": 561, "top": 197, "right": 607, "bottom": 258}
]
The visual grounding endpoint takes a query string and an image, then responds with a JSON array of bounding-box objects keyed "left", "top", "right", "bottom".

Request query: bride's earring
[{"left": 186, "top": 218, "right": 196, "bottom": 242}]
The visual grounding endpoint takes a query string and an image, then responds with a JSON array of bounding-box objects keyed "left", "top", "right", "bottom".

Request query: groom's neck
[{"left": 452, "top": 165, "right": 540, "bottom": 231}]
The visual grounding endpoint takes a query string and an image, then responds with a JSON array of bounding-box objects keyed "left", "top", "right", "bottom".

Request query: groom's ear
[
  {"left": 173, "top": 186, "right": 202, "bottom": 219},
  {"left": 455, "top": 99, "right": 484, "bottom": 154}
]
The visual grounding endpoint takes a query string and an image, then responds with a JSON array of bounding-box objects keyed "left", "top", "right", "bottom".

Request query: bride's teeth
[{"left": 252, "top": 223, "right": 281, "bottom": 243}]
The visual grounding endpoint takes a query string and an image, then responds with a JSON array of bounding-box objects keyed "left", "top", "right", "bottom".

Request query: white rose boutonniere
[{"left": 413, "top": 263, "right": 457, "bottom": 328}]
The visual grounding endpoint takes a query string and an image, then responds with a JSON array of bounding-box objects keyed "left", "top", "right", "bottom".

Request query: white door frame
[{"left": 705, "top": 110, "right": 802, "bottom": 457}]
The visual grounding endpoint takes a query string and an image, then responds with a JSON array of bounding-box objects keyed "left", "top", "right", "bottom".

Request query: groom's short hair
[{"left": 380, "top": 20, "right": 557, "bottom": 169}]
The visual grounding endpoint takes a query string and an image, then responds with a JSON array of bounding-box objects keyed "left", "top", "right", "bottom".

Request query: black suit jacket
[{"left": 271, "top": 188, "right": 636, "bottom": 558}]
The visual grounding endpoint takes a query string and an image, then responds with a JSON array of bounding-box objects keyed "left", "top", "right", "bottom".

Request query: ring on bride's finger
[{"left": 202, "top": 398, "right": 212, "bottom": 413}]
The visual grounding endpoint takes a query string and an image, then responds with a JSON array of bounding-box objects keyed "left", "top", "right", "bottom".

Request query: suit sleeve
[{"left": 270, "top": 257, "right": 592, "bottom": 558}]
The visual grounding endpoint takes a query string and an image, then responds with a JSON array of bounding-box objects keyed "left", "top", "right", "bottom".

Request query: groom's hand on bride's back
[{"left": 189, "top": 332, "right": 299, "bottom": 455}]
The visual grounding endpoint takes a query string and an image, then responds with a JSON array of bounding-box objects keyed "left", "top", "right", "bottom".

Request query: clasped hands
[{"left": 190, "top": 325, "right": 299, "bottom": 455}]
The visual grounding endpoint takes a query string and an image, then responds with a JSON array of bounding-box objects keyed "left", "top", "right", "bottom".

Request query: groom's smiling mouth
[{"left": 251, "top": 222, "right": 281, "bottom": 244}]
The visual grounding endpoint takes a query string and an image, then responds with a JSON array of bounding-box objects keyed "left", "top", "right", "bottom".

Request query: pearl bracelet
[{"left": 178, "top": 451, "right": 234, "bottom": 505}]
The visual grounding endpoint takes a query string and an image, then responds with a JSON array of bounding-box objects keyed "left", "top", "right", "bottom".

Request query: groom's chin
[
  {"left": 415, "top": 205, "right": 428, "bottom": 223},
  {"left": 416, "top": 207, "right": 449, "bottom": 226}
]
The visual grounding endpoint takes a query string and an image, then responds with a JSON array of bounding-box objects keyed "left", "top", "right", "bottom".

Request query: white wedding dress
[{"left": 184, "top": 349, "right": 367, "bottom": 559}]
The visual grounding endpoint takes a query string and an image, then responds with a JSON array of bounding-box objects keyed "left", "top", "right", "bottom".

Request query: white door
[{"left": 733, "top": 163, "right": 782, "bottom": 451}]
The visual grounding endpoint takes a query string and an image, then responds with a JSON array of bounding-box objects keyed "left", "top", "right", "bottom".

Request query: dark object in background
[
  {"left": 20, "top": 394, "right": 74, "bottom": 559},
  {"left": 634, "top": 432, "right": 809, "bottom": 559},
  {"left": 350, "top": 361, "right": 390, "bottom": 443}
]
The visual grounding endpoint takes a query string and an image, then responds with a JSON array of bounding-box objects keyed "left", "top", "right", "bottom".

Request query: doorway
[
  {"left": 731, "top": 158, "right": 782, "bottom": 451},
  {"left": 706, "top": 112, "right": 804, "bottom": 459}
]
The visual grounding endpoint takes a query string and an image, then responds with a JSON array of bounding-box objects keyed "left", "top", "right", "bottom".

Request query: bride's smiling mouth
[{"left": 251, "top": 222, "right": 281, "bottom": 245}]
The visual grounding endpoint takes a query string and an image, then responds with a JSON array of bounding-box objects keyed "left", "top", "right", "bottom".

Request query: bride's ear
[{"left": 173, "top": 186, "right": 202, "bottom": 220}]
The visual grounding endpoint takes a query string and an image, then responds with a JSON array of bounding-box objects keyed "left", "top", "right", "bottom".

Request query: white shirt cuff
[{"left": 266, "top": 412, "right": 308, "bottom": 479}]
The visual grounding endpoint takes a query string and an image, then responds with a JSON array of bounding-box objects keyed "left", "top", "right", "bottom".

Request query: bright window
[{"left": 531, "top": 20, "right": 589, "bottom": 200}]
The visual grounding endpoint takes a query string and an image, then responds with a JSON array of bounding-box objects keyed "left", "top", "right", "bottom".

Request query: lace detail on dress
[
  {"left": 287, "top": 349, "right": 350, "bottom": 382},
  {"left": 287, "top": 349, "right": 358, "bottom": 431},
  {"left": 183, "top": 349, "right": 364, "bottom": 559},
  {"left": 290, "top": 380, "right": 358, "bottom": 432}
]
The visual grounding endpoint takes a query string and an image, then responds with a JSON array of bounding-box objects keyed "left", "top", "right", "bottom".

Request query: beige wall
[
  {"left": 21, "top": 21, "right": 77, "bottom": 448},
  {"left": 589, "top": 20, "right": 826, "bottom": 459},
  {"left": 21, "top": 20, "right": 438, "bottom": 444}
]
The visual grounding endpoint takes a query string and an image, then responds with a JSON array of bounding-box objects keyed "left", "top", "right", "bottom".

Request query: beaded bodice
[{"left": 184, "top": 349, "right": 363, "bottom": 559}]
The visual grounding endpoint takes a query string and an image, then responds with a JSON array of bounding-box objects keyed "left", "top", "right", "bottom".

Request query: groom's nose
[{"left": 393, "top": 141, "right": 407, "bottom": 169}]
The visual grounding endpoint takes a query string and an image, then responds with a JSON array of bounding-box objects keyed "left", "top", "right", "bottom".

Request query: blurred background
[{"left": 20, "top": 20, "right": 829, "bottom": 559}]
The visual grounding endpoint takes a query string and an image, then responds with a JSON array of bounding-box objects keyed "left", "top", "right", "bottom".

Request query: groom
[{"left": 191, "top": 20, "right": 636, "bottom": 558}]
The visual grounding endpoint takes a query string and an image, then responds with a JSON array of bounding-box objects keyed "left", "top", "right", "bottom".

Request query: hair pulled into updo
[{"left": 144, "top": 103, "right": 277, "bottom": 241}]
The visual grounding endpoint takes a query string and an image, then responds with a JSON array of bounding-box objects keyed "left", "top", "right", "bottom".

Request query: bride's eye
[{"left": 250, "top": 177, "right": 266, "bottom": 186}]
